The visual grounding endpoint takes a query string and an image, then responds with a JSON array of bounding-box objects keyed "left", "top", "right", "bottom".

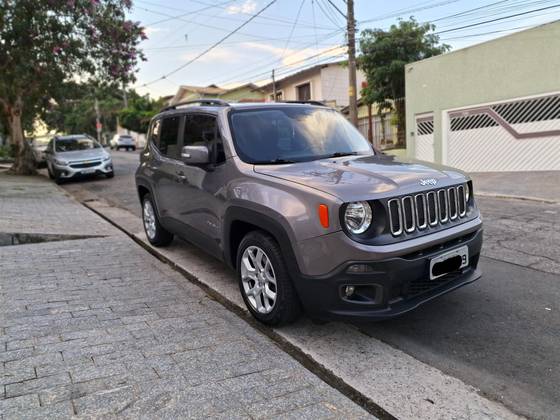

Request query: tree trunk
[
  {"left": 6, "top": 97, "right": 36, "bottom": 175},
  {"left": 395, "top": 98, "right": 406, "bottom": 148}
]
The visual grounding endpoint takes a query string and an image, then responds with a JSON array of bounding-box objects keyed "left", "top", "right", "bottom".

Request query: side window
[
  {"left": 149, "top": 119, "right": 160, "bottom": 145},
  {"left": 157, "top": 116, "right": 181, "bottom": 159},
  {"left": 184, "top": 114, "right": 225, "bottom": 164}
]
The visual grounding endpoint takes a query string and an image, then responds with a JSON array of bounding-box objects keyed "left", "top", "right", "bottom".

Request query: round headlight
[
  {"left": 465, "top": 183, "right": 471, "bottom": 201},
  {"left": 344, "top": 201, "right": 372, "bottom": 234}
]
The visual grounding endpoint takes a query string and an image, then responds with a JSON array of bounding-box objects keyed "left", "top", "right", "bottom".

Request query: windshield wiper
[
  {"left": 253, "top": 158, "right": 297, "bottom": 164},
  {"left": 324, "top": 152, "right": 359, "bottom": 158}
]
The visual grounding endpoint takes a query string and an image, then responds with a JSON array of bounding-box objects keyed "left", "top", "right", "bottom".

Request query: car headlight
[
  {"left": 344, "top": 201, "right": 372, "bottom": 234},
  {"left": 54, "top": 158, "right": 68, "bottom": 166},
  {"left": 465, "top": 183, "right": 471, "bottom": 202},
  {"left": 102, "top": 155, "right": 111, "bottom": 161}
]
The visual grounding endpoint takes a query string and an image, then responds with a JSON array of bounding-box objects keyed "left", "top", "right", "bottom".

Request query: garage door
[
  {"left": 415, "top": 114, "right": 434, "bottom": 162},
  {"left": 446, "top": 93, "right": 560, "bottom": 172}
]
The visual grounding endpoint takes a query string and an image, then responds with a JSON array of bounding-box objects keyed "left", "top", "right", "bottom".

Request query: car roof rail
[
  {"left": 160, "top": 98, "right": 230, "bottom": 112},
  {"left": 278, "top": 100, "right": 327, "bottom": 106}
]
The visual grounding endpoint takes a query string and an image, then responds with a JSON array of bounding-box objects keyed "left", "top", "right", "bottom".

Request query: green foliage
[
  {"left": 359, "top": 18, "right": 449, "bottom": 105},
  {"left": 359, "top": 18, "right": 449, "bottom": 145},
  {"left": 41, "top": 82, "right": 123, "bottom": 137},
  {"left": 119, "top": 94, "right": 164, "bottom": 134},
  {"left": 0, "top": 145, "right": 15, "bottom": 159},
  {"left": 0, "top": 0, "right": 146, "bottom": 173}
]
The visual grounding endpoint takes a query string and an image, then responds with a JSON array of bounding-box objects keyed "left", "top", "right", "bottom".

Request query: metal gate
[
  {"left": 415, "top": 114, "right": 434, "bottom": 162},
  {"left": 446, "top": 93, "right": 560, "bottom": 172}
]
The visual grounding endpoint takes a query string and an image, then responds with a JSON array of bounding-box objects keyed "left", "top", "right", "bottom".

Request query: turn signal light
[{"left": 318, "top": 204, "right": 329, "bottom": 228}]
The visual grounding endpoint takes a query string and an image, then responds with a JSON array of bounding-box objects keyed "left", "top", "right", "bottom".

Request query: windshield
[
  {"left": 55, "top": 137, "right": 100, "bottom": 152},
  {"left": 229, "top": 107, "right": 373, "bottom": 164}
]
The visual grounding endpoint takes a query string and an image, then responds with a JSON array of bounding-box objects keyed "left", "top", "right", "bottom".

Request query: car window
[
  {"left": 229, "top": 107, "right": 373, "bottom": 164},
  {"left": 184, "top": 114, "right": 225, "bottom": 164},
  {"left": 157, "top": 116, "right": 181, "bottom": 159},
  {"left": 54, "top": 137, "right": 100, "bottom": 152},
  {"left": 149, "top": 119, "right": 161, "bottom": 146}
]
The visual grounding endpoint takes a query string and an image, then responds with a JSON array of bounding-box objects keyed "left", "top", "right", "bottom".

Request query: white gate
[
  {"left": 415, "top": 114, "right": 434, "bottom": 162},
  {"left": 446, "top": 93, "right": 560, "bottom": 172}
]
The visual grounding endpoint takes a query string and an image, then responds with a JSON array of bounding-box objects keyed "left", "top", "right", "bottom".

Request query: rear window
[{"left": 55, "top": 137, "right": 100, "bottom": 152}]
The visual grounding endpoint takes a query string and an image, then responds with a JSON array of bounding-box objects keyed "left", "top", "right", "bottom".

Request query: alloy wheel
[
  {"left": 143, "top": 200, "right": 157, "bottom": 240},
  {"left": 241, "top": 246, "right": 277, "bottom": 314}
]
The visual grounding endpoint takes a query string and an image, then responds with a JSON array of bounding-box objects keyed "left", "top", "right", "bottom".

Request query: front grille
[
  {"left": 388, "top": 185, "right": 469, "bottom": 236},
  {"left": 70, "top": 161, "right": 101, "bottom": 169}
]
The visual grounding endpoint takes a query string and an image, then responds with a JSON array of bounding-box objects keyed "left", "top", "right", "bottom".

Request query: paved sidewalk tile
[{"left": 0, "top": 174, "right": 372, "bottom": 419}]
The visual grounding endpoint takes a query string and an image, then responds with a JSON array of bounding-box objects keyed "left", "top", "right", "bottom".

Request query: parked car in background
[
  {"left": 45, "top": 134, "right": 113, "bottom": 184},
  {"left": 28, "top": 137, "right": 50, "bottom": 167},
  {"left": 136, "top": 99, "right": 483, "bottom": 326},
  {"left": 110, "top": 134, "right": 136, "bottom": 151}
]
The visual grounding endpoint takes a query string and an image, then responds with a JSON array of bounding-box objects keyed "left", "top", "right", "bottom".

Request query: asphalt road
[{"left": 61, "top": 150, "right": 560, "bottom": 419}]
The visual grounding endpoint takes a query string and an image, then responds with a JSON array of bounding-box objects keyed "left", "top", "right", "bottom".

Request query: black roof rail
[
  {"left": 161, "top": 98, "right": 229, "bottom": 112},
  {"left": 278, "top": 100, "right": 327, "bottom": 106}
]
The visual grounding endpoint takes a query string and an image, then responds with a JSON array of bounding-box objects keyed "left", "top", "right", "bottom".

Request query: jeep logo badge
[{"left": 419, "top": 178, "right": 438, "bottom": 186}]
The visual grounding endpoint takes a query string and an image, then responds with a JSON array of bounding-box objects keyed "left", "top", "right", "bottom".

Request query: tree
[
  {"left": 119, "top": 93, "right": 164, "bottom": 134},
  {"left": 0, "top": 0, "right": 145, "bottom": 174},
  {"left": 42, "top": 82, "right": 123, "bottom": 139},
  {"left": 359, "top": 18, "right": 449, "bottom": 147}
]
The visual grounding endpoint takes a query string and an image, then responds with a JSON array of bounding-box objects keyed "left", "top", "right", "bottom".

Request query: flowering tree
[{"left": 0, "top": 0, "right": 145, "bottom": 174}]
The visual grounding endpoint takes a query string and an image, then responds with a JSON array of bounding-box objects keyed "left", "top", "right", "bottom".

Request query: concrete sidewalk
[
  {"left": 0, "top": 172, "right": 371, "bottom": 419},
  {"left": 78, "top": 189, "right": 521, "bottom": 418},
  {"left": 470, "top": 171, "right": 560, "bottom": 203}
]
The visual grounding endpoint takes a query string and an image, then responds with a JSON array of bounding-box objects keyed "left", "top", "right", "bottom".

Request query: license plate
[
  {"left": 429, "top": 246, "right": 469, "bottom": 280},
  {"left": 81, "top": 168, "right": 96, "bottom": 174}
]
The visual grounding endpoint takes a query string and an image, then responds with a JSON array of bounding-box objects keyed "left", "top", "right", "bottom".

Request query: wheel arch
[{"left": 224, "top": 206, "right": 302, "bottom": 276}]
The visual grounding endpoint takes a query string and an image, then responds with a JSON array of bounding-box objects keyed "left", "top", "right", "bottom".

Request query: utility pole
[
  {"left": 272, "top": 69, "right": 277, "bottom": 102},
  {"left": 347, "top": 0, "right": 358, "bottom": 127},
  {"left": 94, "top": 98, "right": 102, "bottom": 144}
]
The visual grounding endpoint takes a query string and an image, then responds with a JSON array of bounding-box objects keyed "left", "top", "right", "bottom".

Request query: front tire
[
  {"left": 237, "top": 231, "right": 301, "bottom": 326},
  {"left": 142, "top": 193, "right": 173, "bottom": 247}
]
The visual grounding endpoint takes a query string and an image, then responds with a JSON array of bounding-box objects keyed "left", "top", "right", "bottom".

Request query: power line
[
  {"left": 434, "top": 3, "right": 560, "bottom": 34},
  {"left": 137, "top": 0, "right": 278, "bottom": 88},
  {"left": 280, "top": 0, "right": 307, "bottom": 59},
  {"left": 326, "top": 0, "right": 346, "bottom": 19}
]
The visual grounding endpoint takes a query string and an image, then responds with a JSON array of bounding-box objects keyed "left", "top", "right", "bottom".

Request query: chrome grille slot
[
  {"left": 385, "top": 184, "right": 470, "bottom": 237},
  {"left": 426, "top": 191, "right": 438, "bottom": 226},
  {"left": 457, "top": 185, "right": 467, "bottom": 216},
  {"left": 401, "top": 196, "right": 415, "bottom": 233},
  {"left": 438, "top": 189, "right": 449, "bottom": 223},
  {"left": 388, "top": 199, "right": 403, "bottom": 236},
  {"left": 448, "top": 187, "right": 458, "bottom": 220},
  {"left": 415, "top": 194, "right": 427, "bottom": 229}
]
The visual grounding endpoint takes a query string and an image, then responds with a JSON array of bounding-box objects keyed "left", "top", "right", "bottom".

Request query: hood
[
  {"left": 55, "top": 148, "right": 107, "bottom": 162},
  {"left": 254, "top": 153, "right": 468, "bottom": 202}
]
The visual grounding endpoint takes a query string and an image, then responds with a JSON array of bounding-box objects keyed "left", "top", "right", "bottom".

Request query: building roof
[
  {"left": 170, "top": 85, "right": 228, "bottom": 105},
  {"left": 222, "top": 83, "right": 264, "bottom": 94},
  {"left": 260, "top": 60, "right": 346, "bottom": 90}
]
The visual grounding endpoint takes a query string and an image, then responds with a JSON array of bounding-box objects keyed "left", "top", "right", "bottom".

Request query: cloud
[
  {"left": 226, "top": 0, "right": 257, "bottom": 14},
  {"left": 143, "top": 27, "right": 165, "bottom": 36},
  {"left": 241, "top": 42, "right": 346, "bottom": 68},
  {"left": 181, "top": 47, "right": 238, "bottom": 63}
]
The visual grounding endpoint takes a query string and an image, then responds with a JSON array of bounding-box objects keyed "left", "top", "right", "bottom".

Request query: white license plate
[
  {"left": 429, "top": 246, "right": 469, "bottom": 280},
  {"left": 81, "top": 168, "right": 96, "bottom": 174}
]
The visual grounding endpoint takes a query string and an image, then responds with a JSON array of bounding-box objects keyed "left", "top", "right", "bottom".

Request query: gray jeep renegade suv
[{"left": 135, "top": 99, "right": 483, "bottom": 326}]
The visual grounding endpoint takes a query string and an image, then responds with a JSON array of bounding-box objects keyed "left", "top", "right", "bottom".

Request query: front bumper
[
  {"left": 292, "top": 227, "right": 483, "bottom": 321},
  {"left": 53, "top": 161, "right": 113, "bottom": 178}
]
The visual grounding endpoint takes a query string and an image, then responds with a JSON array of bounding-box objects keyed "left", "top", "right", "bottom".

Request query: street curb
[
  {"left": 81, "top": 200, "right": 396, "bottom": 420},
  {"left": 476, "top": 191, "right": 560, "bottom": 205}
]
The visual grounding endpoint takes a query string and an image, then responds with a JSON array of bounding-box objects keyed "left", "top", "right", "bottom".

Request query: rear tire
[
  {"left": 142, "top": 193, "right": 173, "bottom": 247},
  {"left": 237, "top": 231, "right": 302, "bottom": 326}
]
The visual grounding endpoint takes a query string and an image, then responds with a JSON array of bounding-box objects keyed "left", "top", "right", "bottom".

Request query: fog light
[
  {"left": 344, "top": 285, "right": 355, "bottom": 297},
  {"left": 346, "top": 264, "right": 373, "bottom": 274}
]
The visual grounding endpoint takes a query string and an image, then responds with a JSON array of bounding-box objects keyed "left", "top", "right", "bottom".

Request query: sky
[{"left": 128, "top": 0, "right": 560, "bottom": 98}]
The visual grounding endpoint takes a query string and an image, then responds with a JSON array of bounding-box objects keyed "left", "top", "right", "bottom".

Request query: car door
[
  {"left": 172, "top": 112, "right": 227, "bottom": 258},
  {"left": 150, "top": 114, "right": 185, "bottom": 222}
]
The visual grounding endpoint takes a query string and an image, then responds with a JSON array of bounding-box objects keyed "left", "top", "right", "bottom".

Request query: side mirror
[{"left": 181, "top": 145, "right": 210, "bottom": 165}]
